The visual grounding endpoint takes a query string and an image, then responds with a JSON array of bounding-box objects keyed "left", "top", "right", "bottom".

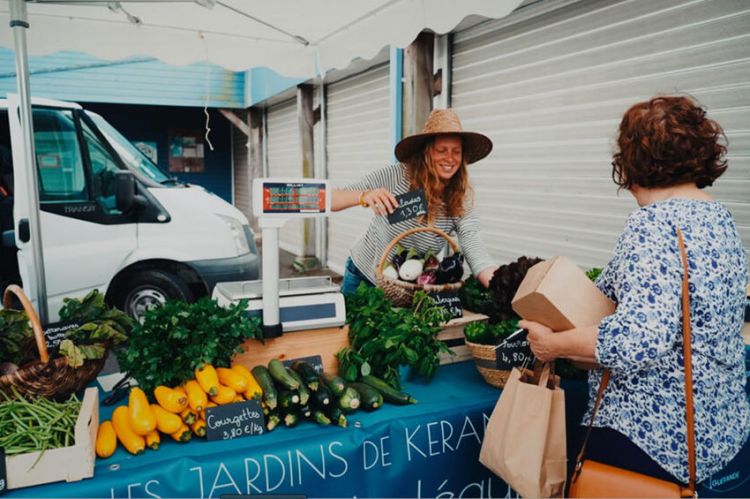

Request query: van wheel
[{"left": 116, "top": 270, "right": 193, "bottom": 320}]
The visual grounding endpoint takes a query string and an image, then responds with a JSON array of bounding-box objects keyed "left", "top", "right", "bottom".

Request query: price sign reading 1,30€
[{"left": 262, "top": 182, "right": 326, "bottom": 214}]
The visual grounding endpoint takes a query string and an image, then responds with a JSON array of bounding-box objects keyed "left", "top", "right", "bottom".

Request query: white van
[{"left": 0, "top": 96, "right": 258, "bottom": 320}]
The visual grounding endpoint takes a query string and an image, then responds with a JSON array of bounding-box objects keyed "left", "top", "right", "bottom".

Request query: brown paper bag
[{"left": 479, "top": 363, "right": 567, "bottom": 498}]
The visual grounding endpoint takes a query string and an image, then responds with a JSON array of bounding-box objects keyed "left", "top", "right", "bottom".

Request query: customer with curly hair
[{"left": 521, "top": 96, "right": 750, "bottom": 486}]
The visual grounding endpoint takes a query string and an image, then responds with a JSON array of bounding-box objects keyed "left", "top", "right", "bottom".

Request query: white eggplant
[
  {"left": 383, "top": 264, "right": 399, "bottom": 280},
  {"left": 398, "top": 259, "right": 424, "bottom": 282}
]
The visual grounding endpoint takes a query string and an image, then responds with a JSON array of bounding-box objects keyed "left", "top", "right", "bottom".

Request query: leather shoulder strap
[{"left": 572, "top": 228, "right": 696, "bottom": 495}]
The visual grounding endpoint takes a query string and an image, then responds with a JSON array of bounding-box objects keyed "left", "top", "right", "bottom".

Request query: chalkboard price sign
[
  {"left": 205, "top": 399, "right": 265, "bottom": 441},
  {"left": 42, "top": 320, "right": 80, "bottom": 352},
  {"left": 282, "top": 355, "right": 324, "bottom": 374},
  {"left": 495, "top": 336, "right": 533, "bottom": 370},
  {"left": 428, "top": 291, "right": 463, "bottom": 319},
  {"left": 387, "top": 189, "right": 427, "bottom": 225}
]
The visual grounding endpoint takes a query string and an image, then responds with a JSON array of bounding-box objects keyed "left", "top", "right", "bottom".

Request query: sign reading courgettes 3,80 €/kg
[{"left": 205, "top": 399, "right": 265, "bottom": 441}]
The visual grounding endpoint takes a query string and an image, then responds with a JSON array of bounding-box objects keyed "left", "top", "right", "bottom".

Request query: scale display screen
[{"left": 261, "top": 182, "right": 326, "bottom": 214}]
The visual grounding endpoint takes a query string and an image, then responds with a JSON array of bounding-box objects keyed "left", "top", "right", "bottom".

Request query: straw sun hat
[{"left": 394, "top": 108, "right": 493, "bottom": 164}]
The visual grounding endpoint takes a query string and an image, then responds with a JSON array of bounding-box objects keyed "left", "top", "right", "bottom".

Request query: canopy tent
[
  {"left": 0, "top": 0, "right": 523, "bottom": 321},
  {"left": 0, "top": 0, "right": 522, "bottom": 77}
]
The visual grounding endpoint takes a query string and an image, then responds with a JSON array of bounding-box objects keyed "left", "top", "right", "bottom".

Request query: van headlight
[{"left": 218, "top": 215, "right": 250, "bottom": 255}]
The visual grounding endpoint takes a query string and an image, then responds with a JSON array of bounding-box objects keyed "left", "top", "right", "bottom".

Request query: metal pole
[{"left": 9, "top": 0, "right": 48, "bottom": 323}]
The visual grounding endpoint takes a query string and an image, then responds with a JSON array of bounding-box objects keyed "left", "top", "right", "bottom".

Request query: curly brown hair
[
  {"left": 406, "top": 138, "right": 473, "bottom": 224},
  {"left": 611, "top": 96, "right": 728, "bottom": 190}
]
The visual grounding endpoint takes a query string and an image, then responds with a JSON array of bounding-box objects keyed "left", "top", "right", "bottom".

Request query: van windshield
[{"left": 86, "top": 112, "right": 174, "bottom": 184}]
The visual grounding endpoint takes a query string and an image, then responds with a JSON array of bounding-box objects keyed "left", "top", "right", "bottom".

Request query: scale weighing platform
[
  {"left": 211, "top": 178, "right": 345, "bottom": 337},
  {"left": 213, "top": 276, "right": 345, "bottom": 332}
]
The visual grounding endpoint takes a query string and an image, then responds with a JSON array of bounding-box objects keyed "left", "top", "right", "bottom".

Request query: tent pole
[{"left": 10, "top": 0, "right": 48, "bottom": 323}]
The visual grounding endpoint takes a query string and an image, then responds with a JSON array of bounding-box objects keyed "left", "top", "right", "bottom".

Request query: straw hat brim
[{"left": 395, "top": 131, "right": 493, "bottom": 164}]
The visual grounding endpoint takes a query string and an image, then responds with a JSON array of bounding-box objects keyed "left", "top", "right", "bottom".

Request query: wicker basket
[
  {"left": 375, "top": 227, "right": 464, "bottom": 308},
  {"left": 0, "top": 285, "right": 106, "bottom": 400},
  {"left": 465, "top": 340, "right": 513, "bottom": 388}
]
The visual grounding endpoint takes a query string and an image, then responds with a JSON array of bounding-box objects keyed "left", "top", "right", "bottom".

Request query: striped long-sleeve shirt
[{"left": 343, "top": 164, "right": 495, "bottom": 284}]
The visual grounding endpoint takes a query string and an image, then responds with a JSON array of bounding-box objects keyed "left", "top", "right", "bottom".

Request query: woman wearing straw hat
[{"left": 331, "top": 108, "right": 497, "bottom": 295}]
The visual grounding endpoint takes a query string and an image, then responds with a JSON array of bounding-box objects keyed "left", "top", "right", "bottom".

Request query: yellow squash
[
  {"left": 184, "top": 380, "right": 208, "bottom": 412},
  {"left": 194, "top": 364, "right": 219, "bottom": 396},
  {"left": 95, "top": 420, "right": 117, "bottom": 459},
  {"left": 112, "top": 406, "right": 146, "bottom": 455},
  {"left": 151, "top": 404, "right": 183, "bottom": 434},
  {"left": 180, "top": 407, "right": 198, "bottom": 425},
  {"left": 191, "top": 418, "right": 207, "bottom": 438},
  {"left": 231, "top": 364, "right": 263, "bottom": 399},
  {"left": 170, "top": 424, "right": 192, "bottom": 443},
  {"left": 145, "top": 430, "right": 161, "bottom": 451},
  {"left": 210, "top": 384, "right": 236, "bottom": 405},
  {"left": 128, "top": 387, "right": 157, "bottom": 436},
  {"left": 217, "top": 367, "right": 248, "bottom": 393},
  {"left": 153, "top": 385, "right": 187, "bottom": 413}
]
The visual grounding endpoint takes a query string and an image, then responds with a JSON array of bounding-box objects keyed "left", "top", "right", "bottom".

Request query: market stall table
[{"left": 7, "top": 350, "right": 750, "bottom": 498}]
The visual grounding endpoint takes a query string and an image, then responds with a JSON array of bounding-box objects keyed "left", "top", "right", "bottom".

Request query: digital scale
[{"left": 212, "top": 178, "right": 345, "bottom": 338}]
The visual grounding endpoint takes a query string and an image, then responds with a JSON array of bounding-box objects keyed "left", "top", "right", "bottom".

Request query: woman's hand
[
  {"left": 477, "top": 266, "right": 497, "bottom": 288},
  {"left": 363, "top": 188, "right": 399, "bottom": 216},
  {"left": 519, "top": 320, "right": 558, "bottom": 362}
]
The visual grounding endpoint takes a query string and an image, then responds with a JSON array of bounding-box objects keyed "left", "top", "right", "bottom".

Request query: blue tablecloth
[{"left": 7, "top": 348, "right": 750, "bottom": 498}]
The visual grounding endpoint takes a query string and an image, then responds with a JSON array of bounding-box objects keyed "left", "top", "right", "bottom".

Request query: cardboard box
[
  {"left": 7, "top": 387, "right": 98, "bottom": 490},
  {"left": 437, "top": 310, "right": 488, "bottom": 364},
  {"left": 512, "top": 256, "right": 615, "bottom": 331}
]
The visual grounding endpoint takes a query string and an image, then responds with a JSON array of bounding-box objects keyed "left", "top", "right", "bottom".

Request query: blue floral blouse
[{"left": 587, "top": 198, "right": 750, "bottom": 483}]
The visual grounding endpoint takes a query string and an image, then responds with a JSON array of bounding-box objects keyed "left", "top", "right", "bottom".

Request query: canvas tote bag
[
  {"left": 479, "top": 362, "right": 566, "bottom": 498},
  {"left": 568, "top": 228, "right": 696, "bottom": 498}
]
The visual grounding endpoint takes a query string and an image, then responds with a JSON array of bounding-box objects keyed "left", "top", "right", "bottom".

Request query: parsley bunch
[
  {"left": 117, "top": 298, "right": 261, "bottom": 393},
  {"left": 338, "top": 285, "right": 449, "bottom": 390}
]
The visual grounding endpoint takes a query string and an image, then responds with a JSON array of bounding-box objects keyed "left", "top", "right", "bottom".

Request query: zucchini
[
  {"left": 283, "top": 412, "right": 299, "bottom": 427},
  {"left": 298, "top": 404, "right": 312, "bottom": 418},
  {"left": 337, "top": 386, "right": 361, "bottom": 412},
  {"left": 324, "top": 405, "right": 347, "bottom": 428},
  {"left": 278, "top": 389, "right": 300, "bottom": 409},
  {"left": 268, "top": 359, "right": 300, "bottom": 390},
  {"left": 266, "top": 412, "right": 281, "bottom": 432},
  {"left": 312, "top": 409, "right": 331, "bottom": 425},
  {"left": 292, "top": 361, "right": 320, "bottom": 391},
  {"left": 350, "top": 382, "right": 383, "bottom": 411},
  {"left": 286, "top": 368, "right": 310, "bottom": 405},
  {"left": 361, "top": 374, "right": 417, "bottom": 405},
  {"left": 322, "top": 373, "right": 347, "bottom": 397},
  {"left": 251, "top": 365, "right": 278, "bottom": 410},
  {"left": 313, "top": 384, "right": 331, "bottom": 406}
]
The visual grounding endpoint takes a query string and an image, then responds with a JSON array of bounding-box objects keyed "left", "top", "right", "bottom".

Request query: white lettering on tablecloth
[
  {"left": 405, "top": 413, "right": 488, "bottom": 462},
  {"left": 110, "top": 479, "right": 161, "bottom": 499},
  {"left": 416, "top": 476, "right": 516, "bottom": 499},
  {"left": 362, "top": 435, "right": 392, "bottom": 470}
]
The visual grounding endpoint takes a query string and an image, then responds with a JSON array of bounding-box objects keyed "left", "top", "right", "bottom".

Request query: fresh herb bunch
[
  {"left": 458, "top": 276, "right": 493, "bottom": 317},
  {"left": 338, "top": 284, "right": 450, "bottom": 390},
  {"left": 117, "top": 297, "right": 261, "bottom": 393},
  {"left": 463, "top": 319, "right": 519, "bottom": 345},
  {"left": 0, "top": 309, "right": 33, "bottom": 365}
]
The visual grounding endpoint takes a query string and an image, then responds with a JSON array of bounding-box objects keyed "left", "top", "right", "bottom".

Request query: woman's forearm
[
  {"left": 551, "top": 325, "right": 599, "bottom": 363},
  {"left": 331, "top": 189, "right": 364, "bottom": 212}
]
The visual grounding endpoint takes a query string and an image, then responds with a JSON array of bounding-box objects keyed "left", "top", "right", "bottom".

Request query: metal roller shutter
[
  {"left": 326, "top": 64, "right": 391, "bottom": 275},
  {"left": 232, "top": 109, "right": 251, "bottom": 221},
  {"left": 266, "top": 98, "right": 304, "bottom": 255},
  {"left": 451, "top": 0, "right": 750, "bottom": 270}
]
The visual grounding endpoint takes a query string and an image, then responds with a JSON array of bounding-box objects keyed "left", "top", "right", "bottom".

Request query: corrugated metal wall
[
  {"left": 0, "top": 49, "right": 244, "bottom": 108},
  {"left": 232, "top": 110, "right": 252, "bottom": 221},
  {"left": 451, "top": 0, "right": 750, "bottom": 270},
  {"left": 326, "top": 64, "right": 391, "bottom": 275},
  {"left": 266, "top": 98, "right": 305, "bottom": 255}
]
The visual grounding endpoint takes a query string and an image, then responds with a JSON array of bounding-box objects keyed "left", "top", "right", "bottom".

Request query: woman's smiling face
[{"left": 430, "top": 135, "right": 463, "bottom": 182}]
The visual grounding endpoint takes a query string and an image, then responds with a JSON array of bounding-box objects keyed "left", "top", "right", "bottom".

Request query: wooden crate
[
  {"left": 438, "top": 310, "right": 489, "bottom": 365},
  {"left": 7, "top": 387, "right": 98, "bottom": 490},
  {"left": 233, "top": 325, "right": 349, "bottom": 374}
]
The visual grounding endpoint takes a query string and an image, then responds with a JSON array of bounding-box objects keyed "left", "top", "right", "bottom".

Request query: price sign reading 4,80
[{"left": 262, "top": 182, "right": 326, "bottom": 214}]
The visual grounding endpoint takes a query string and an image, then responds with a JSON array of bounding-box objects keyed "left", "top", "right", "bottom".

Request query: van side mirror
[{"left": 115, "top": 171, "right": 136, "bottom": 212}]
